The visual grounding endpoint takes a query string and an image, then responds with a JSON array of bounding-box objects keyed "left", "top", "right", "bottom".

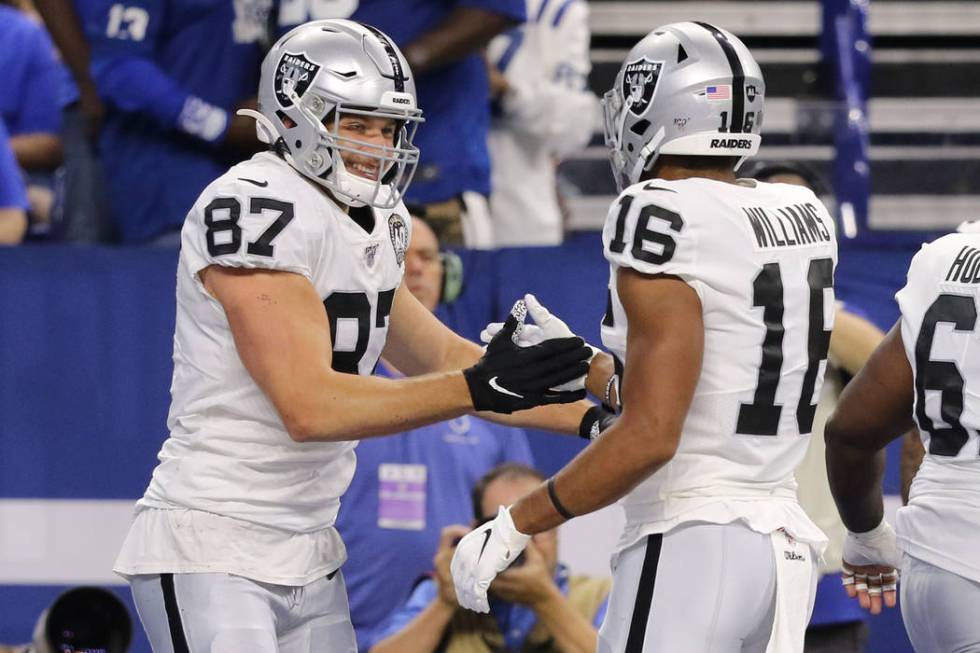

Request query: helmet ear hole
[{"left": 630, "top": 119, "right": 651, "bottom": 136}]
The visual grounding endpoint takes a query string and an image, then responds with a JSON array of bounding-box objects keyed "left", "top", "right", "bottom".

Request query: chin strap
[{"left": 632, "top": 125, "right": 666, "bottom": 184}]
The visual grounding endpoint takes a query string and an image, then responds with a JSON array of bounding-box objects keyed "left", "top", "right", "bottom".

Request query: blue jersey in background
[
  {"left": 0, "top": 119, "right": 28, "bottom": 210},
  {"left": 277, "top": 0, "right": 525, "bottom": 203},
  {"left": 0, "top": 6, "right": 64, "bottom": 138},
  {"left": 336, "top": 363, "right": 533, "bottom": 650},
  {"left": 85, "top": 0, "right": 270, "bottom": 242}
]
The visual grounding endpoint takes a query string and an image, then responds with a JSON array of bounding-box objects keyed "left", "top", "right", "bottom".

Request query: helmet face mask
[
  {"left": 252, "top": 19, "right": 424, "bottom": 209},
  {"left": 602, "top": 22, "right": 765, "bottom": 192}
]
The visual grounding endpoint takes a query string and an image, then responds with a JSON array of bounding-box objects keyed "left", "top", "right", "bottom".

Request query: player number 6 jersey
[{"left": 895, "top": 232, "right": 980, "bottom": 584}]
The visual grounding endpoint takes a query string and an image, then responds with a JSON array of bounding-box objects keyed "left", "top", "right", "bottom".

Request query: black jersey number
[
  {"left": 914, "top": 294, "right": 977, "bottom": 456},
  {"left": 608, "top": 194, "right": 683, "bottom": 265},
  {"left": 323, "top": 288, "right": 396, "bottom": 374},
  {"left": 737, "top": 258, "right": 833, "bottom": 436},
  {"left": 204, "top": 197, "right": 294, "bottom": 258}
]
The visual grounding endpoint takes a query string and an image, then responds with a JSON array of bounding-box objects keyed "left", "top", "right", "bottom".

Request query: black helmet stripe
[
  {"left": 362, "top": 24, "right": 407, "bottom": 93},
  {"left": 694, "top": 22, "right": 745, "bottom": 134}
]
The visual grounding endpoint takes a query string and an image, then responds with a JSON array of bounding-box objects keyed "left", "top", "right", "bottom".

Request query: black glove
[
  {"left": 578, "top": 405, "right": 617, "bottom": 440},
  {"left": 464, "top": 314, "right": 591, "bottom": 413}
]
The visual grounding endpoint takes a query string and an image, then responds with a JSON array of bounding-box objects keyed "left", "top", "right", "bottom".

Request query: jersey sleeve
[
  {"left": 182, "top": 175, "right": 314, "bottom": 280},
  {"left": 602, "top": 186, "right": 701, "bottom": 292},
  {"left": 895, "top": 239, "right": 942, "bottom": 320},
  {"left": 15, "top": 26, "right": 63, "bottom": 134}
]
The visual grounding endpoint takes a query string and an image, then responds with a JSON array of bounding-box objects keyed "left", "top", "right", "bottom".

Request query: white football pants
[
  {"left": 901, "top": 555, "right": 980, "bottom": 652},
  {"left": 130, "top": 571, "right": 356, "bottom": 653},
  {"left": 597, "top": 521, "right": 818, "bottom": 653}
]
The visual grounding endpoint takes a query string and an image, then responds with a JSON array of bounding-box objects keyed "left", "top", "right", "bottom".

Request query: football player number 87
[{"left": 204, "top": 197, "right": 295, "bottom": 258}]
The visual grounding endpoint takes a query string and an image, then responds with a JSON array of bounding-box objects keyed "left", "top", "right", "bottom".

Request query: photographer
[
  {"left": 0, "top": 586, "right": 131, "bottom": 653},
  {"left": 369, "top": 463, "right": 609, "bottom": 653}
]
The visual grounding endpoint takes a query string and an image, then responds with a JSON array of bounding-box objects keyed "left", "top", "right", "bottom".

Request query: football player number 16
[{"left": 607, "top": 194, "right": 833, "bottom": 438}]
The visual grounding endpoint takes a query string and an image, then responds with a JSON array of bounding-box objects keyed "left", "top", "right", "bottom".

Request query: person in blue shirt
[
  {"left": 368, "top": 463, "right": 610, "bottom": 653},
  {"left": 0, "top": 2, "right": 64, "bottom": 173},
  {"left": 0, "top": 1, "right": 65, "bottom": 232},
  {"left": 336, "top": 214, "right": 536, "bottom": 650},
  {"left": 276, "top": 0, "right": 525, "bottom": 246},
  {"left": 0, "top": 118, "right": 29, "bottom": 244},
  {"left": 86, "top": 0, "right": 270, "bottom": 243}
]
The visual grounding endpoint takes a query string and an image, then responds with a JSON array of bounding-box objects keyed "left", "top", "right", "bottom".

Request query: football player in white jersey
[
  {"left": 451, "top": 22, "right": 838, "bottom": 652},
  {"left": 826, "top": 225, "right": 980, "bottom": 651},
  {"left": 112, "top": 19, "right": 595, "bottom": 652}
]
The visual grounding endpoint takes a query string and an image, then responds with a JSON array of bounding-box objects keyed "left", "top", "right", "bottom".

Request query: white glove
[
  {"left": 842, "top": 519, "right": 902, "bottom": 570},
  {"left": 481, "top": 294, "right": 598, "bottom": 392},
  {"left": 450, "top": 506, "right": 531, "bottom": 613}
]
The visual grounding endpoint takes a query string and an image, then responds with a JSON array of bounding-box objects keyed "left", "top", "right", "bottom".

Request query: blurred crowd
[{"left": 0, "top": 0, "right": 598, "bottom": 247}]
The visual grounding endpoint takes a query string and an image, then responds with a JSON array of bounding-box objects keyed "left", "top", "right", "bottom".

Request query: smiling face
[{"left": 332, "top": 113, "right": 398, "bottom": 181}]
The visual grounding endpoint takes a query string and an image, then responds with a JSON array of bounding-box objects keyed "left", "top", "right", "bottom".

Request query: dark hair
[
  {"left": 739, "top": 159, "right": 829, "bottom": 196},
  {"left": 471, "top": 463, "right": 545, "bottom": 522}
]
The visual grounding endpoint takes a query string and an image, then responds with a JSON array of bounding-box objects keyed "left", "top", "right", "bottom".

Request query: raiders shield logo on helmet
[
  {"left": 622, "top": 58, "right": 663, "bottom": 116},
  {"left": 388, "top": 214, "right": 409, "bottom": 265},
  {"left": 275, "top": 52, "right": 321, "bottom": 108},
  {"left": 746, "top": 84, "right": 758, "bottom": 103}
]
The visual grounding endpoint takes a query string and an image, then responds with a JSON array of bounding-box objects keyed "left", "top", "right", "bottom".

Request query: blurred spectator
[
  {"left": 369, "top": 463, "right": 610, "bottom": 653},
  {"left": 33, "top": 0, "right": 109, "bottom": 242},
  {"left": 0, "top": 0, "right": 65, "bottom": 232},
  {"left": 0, "top": 586, "right": 132, "bottom": 653},
  {"left": 337, "top": 214, "right": 534, "bottom": 650},
  {"left": 486, "top": 0, "right": 598, "bottom": 246},
  {"left": 86, "top": 0, "right": 270, "bottom": 244},
  {"left": 0, "top": 118, "right": 29, "bottom": 244},
  {"left": 277, "top": 0, "right": 524, "bottom": 248},
  {"left": 743, "top": 160, "right": 882, "bottom": 653}
]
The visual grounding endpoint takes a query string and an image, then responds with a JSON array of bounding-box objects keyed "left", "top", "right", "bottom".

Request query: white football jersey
[
  {"left": 601, "top": 177, "right": 836, "bottom": 553},
  {"left": 895, "top": 232, "right": 980, "bottom": 584},
  {"left": 140, "top": 151, "right": 408, "bottom": 532},
  {"left": 486, "top": 0, "right": 598, "bottom": 246}
]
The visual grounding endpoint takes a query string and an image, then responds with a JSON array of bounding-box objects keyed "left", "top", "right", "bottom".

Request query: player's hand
[
  {"left": 488, "top": 540, "right": 556, "bottom": 608},
  {"left": 464, "top": 301, "right": 590, "bottom": 413},
  {"left": 480, "top": 294, "right": 598, "bottom": 392},
  {"left": 433, "top": 524, "right": 470, "bottom": 608},
  {"left": 451, "top": 506, "right": 531, "bottom": 613},
  {"left": 841, "top": 520, "right": 902, "bottom": 615}
]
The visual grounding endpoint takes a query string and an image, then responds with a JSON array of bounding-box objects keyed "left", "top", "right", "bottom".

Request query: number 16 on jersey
[{"left": 737, "top": 258, "right": 834, "bottom": 437}]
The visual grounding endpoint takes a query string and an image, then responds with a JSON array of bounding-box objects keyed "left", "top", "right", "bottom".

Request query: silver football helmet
[
  {"left": 243, "top": 19, "right": 423, "bottom": 208},
  {"left": 602, "top": 22, "right": 764, "bottom": 191}
]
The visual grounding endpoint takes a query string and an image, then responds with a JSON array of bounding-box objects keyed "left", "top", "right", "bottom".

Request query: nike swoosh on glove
[
  {"left": 451, "top": 506, "right": 531, "bottom": 613},
  {"left": 481, "top": 294, "right": 599, "bottom": 392},
  {"left": 843, "top": 519, "right": 903, "bottom": 569},
  {"left": 464, "top": 300, "right": 591, "bottom": 413}
]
